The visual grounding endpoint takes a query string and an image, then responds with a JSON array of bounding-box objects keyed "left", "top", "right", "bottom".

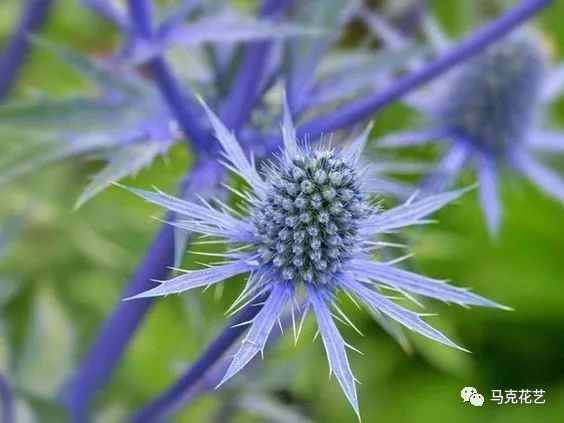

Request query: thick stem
[
  {"left": 63, "top": 161, "right": 224, "bottom": 422},
  {"left": 0, "top": 0, "right": 53, "bottom": 102},
  {"left": 127, "top": 299, "right": 266, "bottom": 423},
  {"left": 263, "top": 0, "right": 553, "bottom": 153}
]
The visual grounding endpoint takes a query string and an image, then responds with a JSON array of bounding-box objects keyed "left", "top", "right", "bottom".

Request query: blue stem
[
  {"left": 127, "top": 299, "right": 266, "bottom": 422},
  {"left": 264, "top": 0, "right": 553, "bottom": 153},
  {"left": 0, "top": 374, "right": 13, "bottom": 423},
  {"left": 0, "top": 0, "right": 53, "bottom": 102},
  {"left": 218, "top": 0, "right": 289, "bottom": 131},
  {"left": 127, "top": 0, "right": 210, "bottom": 152}
]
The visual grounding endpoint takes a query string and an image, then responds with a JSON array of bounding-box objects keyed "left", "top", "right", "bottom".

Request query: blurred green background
[{"left": 1, "top": 0, "right": 564, "bottom": 422}]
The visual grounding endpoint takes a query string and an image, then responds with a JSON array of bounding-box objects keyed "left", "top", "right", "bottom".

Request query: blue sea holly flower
[
  {"left": 375, "top": 28, "right": 564, "bottom": 235},
  {"left": 123, "top": 100, "right": 504, "bottom": 416}
]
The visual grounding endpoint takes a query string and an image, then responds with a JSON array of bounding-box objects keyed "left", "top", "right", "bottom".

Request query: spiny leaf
[{"left": 75, "top": 141, "right": 168, "bottom": 209}]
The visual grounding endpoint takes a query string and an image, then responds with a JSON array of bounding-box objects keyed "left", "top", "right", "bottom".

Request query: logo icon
[{"left": 461, "top": 387, "right": 484, "bottom": 407}]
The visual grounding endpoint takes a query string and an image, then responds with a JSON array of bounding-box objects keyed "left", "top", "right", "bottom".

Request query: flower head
[
  {"left": 124, "top": 100, "right": 504, "bottom": 417},
  {"left": 438, "top": 32, "right": 546, "bottom": 154},
  {"left": 253, "top": 146, "right": 366, "bottom": 285},
  {"left": 374, "top": 25, "right": 564, "bottom": 235}
]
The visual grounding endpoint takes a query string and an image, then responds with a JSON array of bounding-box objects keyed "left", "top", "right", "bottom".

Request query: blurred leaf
[
  {"left": 13, "top": 398, "right": 39, "bottom": 423},
  {"left": 161, "top": 12, "right": 324, "bottom": 47},
  {"left": 0, "top": 97, "right": 134, "bottom": 134},
  {"left": 370, "top": 311, "right": 414, "bottom": 355},
  {"left": 309, "top": 46, "right": 426, "bottom": 108},
  {"left": 31, "top": 37, "right": 140, "bottom": 95},
  {"left": 237, "top": 393, "right": 313, "bottom": 423},
  {"left": 75, "top": 141, "right": 168, "bottom": 208},
  {"left": 0, "top": 323, "right": 9, "bottom": 373},
  {"left": 18, "top": 395, "right": 67, "bottom": 423},
  {"left": 15, "top": 285, "right": 74, "bottom": 398},
  {"left": 0, "top": 212, "right": 27, "bottom": 259},
  {"left": 0, "top": 134, "right": 117, "bottom": 188},
  {"left": 286, "top": 0, "right": 354, "bottom": 106},
  {"left": 0, "top": 278, "right": 22, "bottom": 308},
  {"left": 412, "top": 327, "right": 474, "bottom": 377}
]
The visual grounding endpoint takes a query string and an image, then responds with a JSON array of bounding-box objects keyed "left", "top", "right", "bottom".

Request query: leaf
[
  {"left": 17, "top": 396, "right": 67, "bottom": 423},
  {"left": 350, "top": 261, "right": 506, "bottom": 309},
  {"left": 126, "top": 260, "right": 251, "bottom": 299},
  {"left": 285, "top": 0, "right": 355, "bottom": 108},
  {"left": 0, "top": 278, "right": 23, "bottom": 308},
  {"left": 14, "top": 285, "right": 74, "bottom": 398},
  {"left": 0, "top": 212, "right": 28, "bottom": 259},
  {"left": 13, "top": 398, "right": 39, "bottom": 423},
  {"left": 344, "top": 277, "right": 464, "bottom": 350},
  {"left": 309, "top": 47, "right": 426, "bottom": 108},
  {"left": 0, "top": 134, "right": 118, "bottom": 187},
  {"left": 0, "top": 323, "right": 9, "bottom": 373},
  {"left": 0, "top": 97, "right": 134, "bottom": 134},
  {"left": 75, "top": 141, "right": 168, "bottom": 208},
  {"left": 31, "top": 37, "right": 140, "bottom": 94}
]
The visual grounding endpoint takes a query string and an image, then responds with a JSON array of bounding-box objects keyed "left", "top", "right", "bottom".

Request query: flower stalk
[{"left": 126, "top": 0, "right": 209, "bottom": 152}]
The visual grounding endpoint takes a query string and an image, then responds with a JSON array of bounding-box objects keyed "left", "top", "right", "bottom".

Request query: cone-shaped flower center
[
  {"left": 439, "top": 33, "right": 546, "bottom": 154},
  {"left": 253, "top": 150, "right": 366, "bottom": 285}
]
